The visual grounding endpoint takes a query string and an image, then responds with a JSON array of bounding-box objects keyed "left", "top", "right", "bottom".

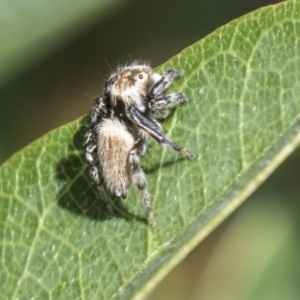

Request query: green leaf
[{"left": 1, "top": 0, "right": 300, "bottom": 299}]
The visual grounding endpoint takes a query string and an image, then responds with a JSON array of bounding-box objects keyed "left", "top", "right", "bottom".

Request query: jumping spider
[{"left": 84, "top": 61, "right": 194, "bottom": 227}]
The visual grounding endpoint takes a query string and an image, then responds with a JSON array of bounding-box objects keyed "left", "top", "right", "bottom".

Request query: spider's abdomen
[{"left": 98, "top": 118, "right": 134, "bottom": 198}]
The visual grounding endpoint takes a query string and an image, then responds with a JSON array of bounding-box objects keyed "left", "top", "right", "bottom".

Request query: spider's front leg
[
  {"left": 148, "top": 92, "right": 187, "bottom": 118},
  {"left": 128, "top": 106, "right": 195, "bottom": 160},
  {"left": 149, "top": 69, "right": 182, "bottom": 97}
]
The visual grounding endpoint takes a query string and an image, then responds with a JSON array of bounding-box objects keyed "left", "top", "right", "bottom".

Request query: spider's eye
[{"left": 138, "top": 74, "right": 144, "bottom": 80}]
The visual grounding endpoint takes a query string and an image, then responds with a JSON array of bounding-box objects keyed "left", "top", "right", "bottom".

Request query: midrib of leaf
[
  {"left": 133, "top": 128, "right": 300, "bottom": 300},
  {"left": 1, "top": 1, "right": 300, "bottom": 299}
]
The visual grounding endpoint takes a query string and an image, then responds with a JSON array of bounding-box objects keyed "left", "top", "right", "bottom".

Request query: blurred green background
[
  {"left": 0, "top": 0, "right": 261, "bottom": 163},
  {"left": 2, "top": 0, "right": 300, "bottom": 299}
]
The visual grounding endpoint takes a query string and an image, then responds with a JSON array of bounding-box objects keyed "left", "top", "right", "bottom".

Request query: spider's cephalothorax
[{"left": 84, "top": 61, "right": 194, "bottom": 227}]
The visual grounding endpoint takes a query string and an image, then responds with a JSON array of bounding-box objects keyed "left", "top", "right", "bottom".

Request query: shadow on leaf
[
  {"left": 55, "top": 117, "right": 188, "bottom": 225},
  {"left": 55, "top": 119, "right": 147, "bottom": 225}
]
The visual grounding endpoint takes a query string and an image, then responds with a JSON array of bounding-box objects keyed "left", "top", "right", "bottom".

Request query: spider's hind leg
[{"left": 129, "top": 142, "right": 155, "bottom": 227}]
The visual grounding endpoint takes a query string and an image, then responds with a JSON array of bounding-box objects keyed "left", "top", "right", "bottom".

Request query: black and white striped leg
[
  {"left": 149, "top": 69, "right": 182, "bottom": 96},
  {"left": 129, "top": 147, "right": 155, "bottom": 227},
  {"left": 129, "top": 106, "right": 195, "bottom": 160},
  {"left": 149, "top": 92, "right": 187, "bottom": 118},
  {"left": 85, "top": 137, "right": 113, "bottom": 215}
]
